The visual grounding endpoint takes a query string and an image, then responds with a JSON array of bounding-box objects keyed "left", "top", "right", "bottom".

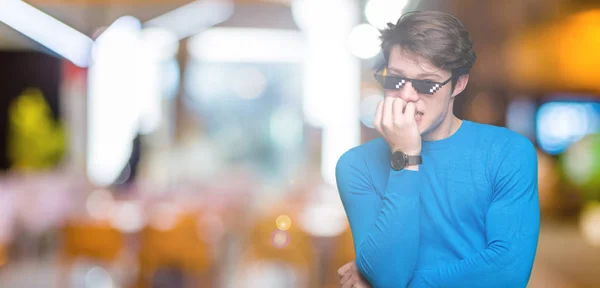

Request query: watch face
[{"left": 391, "top": 151, "right": 406, "bottom": 170}]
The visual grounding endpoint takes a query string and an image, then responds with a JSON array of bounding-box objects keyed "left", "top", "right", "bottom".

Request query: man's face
[{"left": 384, "top": 45, "right": 466, "bottom": 139}]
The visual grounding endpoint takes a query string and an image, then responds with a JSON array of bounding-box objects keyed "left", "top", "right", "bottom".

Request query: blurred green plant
[
  {"left": 7, "top": 87, "right": 66, "bottom": 170},
  {"left": 560, "top": 133, "right": 600, "bottom": 201}
]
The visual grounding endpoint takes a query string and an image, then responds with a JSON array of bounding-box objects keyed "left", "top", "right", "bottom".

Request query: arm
[
  {"left": 409, "top": 139, "right": 540, "bottom": 288},
  {"left": 336, "top": 151, "right": 421, "bottom": 288}
]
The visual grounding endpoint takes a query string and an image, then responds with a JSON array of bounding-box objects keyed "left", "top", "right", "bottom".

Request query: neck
[{"left": 422, "top": 112, "right": 462, "bottom": 141}]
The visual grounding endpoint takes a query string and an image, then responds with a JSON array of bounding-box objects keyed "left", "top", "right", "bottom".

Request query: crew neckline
[{"left": 422, "top": 119, "right": 471, "bottom": 151}]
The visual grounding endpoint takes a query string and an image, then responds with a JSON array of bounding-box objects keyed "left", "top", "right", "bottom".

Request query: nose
[{"left": 398, "top": 81, "right": 419, "bottom": 103}]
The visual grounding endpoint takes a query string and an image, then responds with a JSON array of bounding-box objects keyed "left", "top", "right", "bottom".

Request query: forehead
[{"left": 387, "top": 45, "right": 448, "bottom": 77}]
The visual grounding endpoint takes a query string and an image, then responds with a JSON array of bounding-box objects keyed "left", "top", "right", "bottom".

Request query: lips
[{"left": 415, "top": 112, "right": 424, "bottom": 121}]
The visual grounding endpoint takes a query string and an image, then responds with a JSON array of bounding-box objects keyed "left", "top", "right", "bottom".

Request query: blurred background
[{"left": 0, "top": 0, "right": 599, "bottom": 287}]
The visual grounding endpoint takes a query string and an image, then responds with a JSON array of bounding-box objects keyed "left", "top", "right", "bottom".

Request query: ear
[{"left": 451, "top": 74, "right": 469, "bottom": 98}]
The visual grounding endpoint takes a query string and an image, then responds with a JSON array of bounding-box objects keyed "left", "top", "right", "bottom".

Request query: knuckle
[{"left": 381, "top": 119, "right": 391, "bottom": 128}]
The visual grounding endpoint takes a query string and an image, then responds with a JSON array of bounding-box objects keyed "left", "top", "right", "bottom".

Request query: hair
[{"left": 380, "top": 11, "right": 476, "bottom": 87}]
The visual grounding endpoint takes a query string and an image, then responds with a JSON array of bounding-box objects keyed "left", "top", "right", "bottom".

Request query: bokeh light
[
  {"left": 275, "top": 215, "right": 292, "bottom": 231},
  {"left": 84, "top": 266, "right": 114, "bottom": 288},
  {"left": 298, "top": 202, "right": 348, "bottom": 237},
  {"left": 347, "top": 24, "right": 381, "bottom": 59},
  {"left": 240, "top": 261, "right": 298, "bottom": 288},
  {"left": 365, "top": 0, "right": 411, "bottom": 30},
  {"left": 86, "top": 189, "right": 115, "bottom": 221},
  {"left": 561, "top": 134, "right": 600, "bottom": 200},
  {"left": 580, "top": 201, "right": 600, "bottom": 247},
  {"left": 148, "top": 202, "right": 180, "bottom": 231},
  {"left": 109, "top": 201, "right": 144, "bottom": 233},
  {"left": 506, "top": 98, "right": 537, "bottom": 140},
  {"left": 537, "top": 102, "right": 599, "bottom": 155},
  {"left": 271, "top": 230, "right": 290, "bottom": 249}
]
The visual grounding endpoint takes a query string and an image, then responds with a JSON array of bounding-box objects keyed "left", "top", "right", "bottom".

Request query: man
[{"left": 335, "top": 11, "right": 540, "bottom": 288}]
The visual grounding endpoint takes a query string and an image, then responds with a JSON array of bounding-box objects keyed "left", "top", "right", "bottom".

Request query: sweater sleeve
[
  {"left": 336, "top": 150, "right": 421, "bottom": 288},
  {"left": 409, "top": 138, "right": 540, "bottom": 288}
]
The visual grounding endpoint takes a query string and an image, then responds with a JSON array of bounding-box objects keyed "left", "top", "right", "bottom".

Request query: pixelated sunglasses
[{"left": 374, "top": 66, "right": 453, "bottom": 95}]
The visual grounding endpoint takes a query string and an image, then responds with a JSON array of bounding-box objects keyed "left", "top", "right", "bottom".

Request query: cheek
[
  {"left": 420, "top": 98, "right": 444, "bottom": 121},
  {"left": 424, "top": 91, "right": 451, "bottom": 112}
]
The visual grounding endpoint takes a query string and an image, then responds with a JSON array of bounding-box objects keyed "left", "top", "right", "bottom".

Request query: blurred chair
[
  {"left": 136, "top": 212, "right": 216, "bottom": 288},
  {"left": 61, "top": 220, "right": 124, "bottom": 263},
  {"left": 235, "top": 207, "right": 319, "bottom": 288},
  {"left": 60, "top": 220, "right": 125, "bottom": 287}
]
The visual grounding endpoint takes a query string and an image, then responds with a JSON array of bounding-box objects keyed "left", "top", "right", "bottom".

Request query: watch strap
[{"left": 406, "top": 155, "right": 422, "bottom": 166}]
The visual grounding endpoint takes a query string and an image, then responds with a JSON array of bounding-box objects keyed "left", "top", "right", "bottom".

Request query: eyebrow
[{"left": 387, "top": 67, "right": 442, "bottom": 81}]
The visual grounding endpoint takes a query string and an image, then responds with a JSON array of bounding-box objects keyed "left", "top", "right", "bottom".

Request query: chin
[{"left": 417, "top": 118, "right": 432, "bottom": 136}]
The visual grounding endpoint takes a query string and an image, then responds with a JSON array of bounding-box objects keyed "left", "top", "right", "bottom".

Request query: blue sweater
[{"left": 336, "top": 120, "right": 540, "bottom": 288}]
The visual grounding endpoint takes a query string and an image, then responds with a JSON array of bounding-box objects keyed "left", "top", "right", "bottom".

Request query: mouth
[{"left": 415, "top": 112, "right": 424, "bottom": 121}]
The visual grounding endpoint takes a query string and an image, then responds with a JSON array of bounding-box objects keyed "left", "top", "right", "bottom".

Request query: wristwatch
[{"left": 390, "top": 150, "right": 422, "bottom": 171}]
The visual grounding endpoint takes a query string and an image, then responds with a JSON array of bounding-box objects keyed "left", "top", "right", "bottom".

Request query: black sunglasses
[{"left": 374, "top": 66, "right": 453, "bottom": 95}]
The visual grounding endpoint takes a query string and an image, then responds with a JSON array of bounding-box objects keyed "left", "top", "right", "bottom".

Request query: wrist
[
  {"left": 404, "top": 150, "right": 421, "bottom": 156},
  {"left": 404, "top": 165, "right": 419, "bottom": 171},
  {"left": 390, "top": 150, "right": 422, "bottom": 171},
  {"left": 392, "top": 148, "right": 421, "bottom": 155}
]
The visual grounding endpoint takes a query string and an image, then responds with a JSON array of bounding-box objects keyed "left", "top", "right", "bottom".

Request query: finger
[
  {"left": 372, "top": 99, "right": 383, "bottom": 133},
  {"left": 338, "top": 261, "right": 353, "bottom": 275},
  {"left": 340, "top": 271, "right": 352, "bottom": 286},
  {"left": 392, "top": 98, "right": 407, "bottom": 122},
  {"left": 337, "top": 262, "right": 353, "bottom": 277},
  {"left": 404, "top": 102, "right": 416, "bottom": 120},
  {"left": 341, "top": 276, "right": 356, "bottom": 288},
  {"left": 382, "top": 96, "right": 394, "bottom": 128}
]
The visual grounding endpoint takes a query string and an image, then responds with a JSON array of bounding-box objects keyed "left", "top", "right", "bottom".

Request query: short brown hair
[{"left": 380, "top": 11, "right": 476, "bottom": 82}]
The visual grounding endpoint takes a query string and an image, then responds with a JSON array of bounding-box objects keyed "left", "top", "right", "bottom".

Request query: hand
[
  {"left": 373, "top": 97, "right": 421, "bottom": 155},
  {"left": 338, "top": 261, "right": 372, "bottom": 288}
]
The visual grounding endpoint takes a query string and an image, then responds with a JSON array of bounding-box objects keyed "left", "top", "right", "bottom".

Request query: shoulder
[
  {"left": 336, "top": 137, "right": 388, "bottom": 173},
  {"left": 467, "top": 122, "right": 537, "bottom": 182},
  {"left": 467, "top": 121, "right": 536, "bottom": 157},
  {"left": 465, "top": 123, "right": 540, "bottom": 201},
  {"left": 336, "top": 137, "right": 388, "bottom": 195}
]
